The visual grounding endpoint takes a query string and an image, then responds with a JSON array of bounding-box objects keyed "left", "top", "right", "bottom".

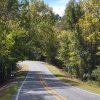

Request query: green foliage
[
  {"left": 62, "top": 0, "right": 83, "bottom": 30},
  {"left": 0, "top": 0, "right": 100, "bottom": 84},
  {"left": 92, "top": 66, "right": 100, "bottom": 85},
  {"left": 0, "top": 0, "right": 58, "bottom": 83},
  {"left": 57, "top": 0, "right": 100, "bottom": 80}
]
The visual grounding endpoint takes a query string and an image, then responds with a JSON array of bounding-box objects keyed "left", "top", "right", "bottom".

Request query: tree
[
  {"left": 78, "top": 0, "right": 100, "bottom": 74},
  {"left": 0, "top": 0, "right": 25, "bottom": 83}
]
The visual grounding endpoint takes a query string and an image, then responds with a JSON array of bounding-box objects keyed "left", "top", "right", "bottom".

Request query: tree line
[
  {"left": 0, "top": 0, "right": 58, "bottom": 84},
  {"left": 0, "top": 0, "right": 100, "bottom": 85},
  {"left": 57, "top": 0, "right": 100, "bottom": 83}
]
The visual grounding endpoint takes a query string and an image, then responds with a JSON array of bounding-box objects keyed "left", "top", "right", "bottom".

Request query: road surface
[{"left": 13, "top": 61, "right": 100, "bottom": 100}]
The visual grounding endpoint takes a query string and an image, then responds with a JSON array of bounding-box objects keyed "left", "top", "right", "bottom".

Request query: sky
[{"left": 43, "top": 0, "right": 69, "bottom": 16}]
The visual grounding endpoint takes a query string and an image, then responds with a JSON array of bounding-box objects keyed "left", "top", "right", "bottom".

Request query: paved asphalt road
[{"left": 14, "top": 61, "right": 100, "bottom": 100}]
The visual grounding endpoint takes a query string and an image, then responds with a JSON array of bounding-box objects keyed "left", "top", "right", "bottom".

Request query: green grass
[
  {"left": 0, "top": 64, "right": 28, "bottom": 100},
  {"left": 0, "top": 84, "right": 19, "bottom": 100},
  {"left": 46, "top": 63, "right": 100, "bottom": 94}
]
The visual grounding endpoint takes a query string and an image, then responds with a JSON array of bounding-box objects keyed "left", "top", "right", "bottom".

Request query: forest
[{"left": 0, "top": 0, "right": 100, "bottom": 85}]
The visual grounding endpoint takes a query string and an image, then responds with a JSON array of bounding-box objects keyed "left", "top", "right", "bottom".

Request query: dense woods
[{"left": 0, "top": 0, "right": 100, "bottom": 85}]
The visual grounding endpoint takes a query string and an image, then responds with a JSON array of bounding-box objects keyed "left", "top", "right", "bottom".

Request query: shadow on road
[{"left": 13, "top": 71, "right": 71, "bottom": 100}]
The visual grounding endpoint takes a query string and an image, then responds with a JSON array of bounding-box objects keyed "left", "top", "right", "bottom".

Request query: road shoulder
[
  {"left": 45, "top": 63, "right": 100, "bottom": 95},
  {"left": 0, "top": 64, "right": 28, "bottom": 100}
]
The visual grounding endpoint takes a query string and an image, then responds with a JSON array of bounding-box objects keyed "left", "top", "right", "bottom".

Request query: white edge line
[
  {"left": 44, "top": 63, "right": 100, "bottom": 97},
  {"left": 15, "top": 72, "right": 29, "bottom": 100},
  {"left": 73, "top": 86, "right": 100, "bottom": 97}
]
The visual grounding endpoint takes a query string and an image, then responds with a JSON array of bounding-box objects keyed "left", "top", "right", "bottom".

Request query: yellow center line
[
  {"left": 38, "top": 73, "right": 67, "bottom": 100},
  {"left": 39, "top": 79, "right": 60, "bottom": 100},
  {"left": 39, "top": 74, "right": 60, "bottom": 100},
  {"left": 40, "top": 75, "right": 67, "bottom": 100}
]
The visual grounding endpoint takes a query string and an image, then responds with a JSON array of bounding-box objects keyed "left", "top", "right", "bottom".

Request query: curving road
[{"left": 14, "top": 61, "right": 100, "bottom": 100}]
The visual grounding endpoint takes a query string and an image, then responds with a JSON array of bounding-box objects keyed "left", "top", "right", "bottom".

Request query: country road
[{"left": 13, "top": 61, "right": 100, "bottom": 100}]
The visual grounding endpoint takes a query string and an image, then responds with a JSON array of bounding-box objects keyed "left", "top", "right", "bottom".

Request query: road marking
[
  {"left": 39, "top": 72, "right": 67, "bottom": 100},
  {"left": 39, "top": 75, "right": 60, "bottom": 100},
  {"left": 15, "top": 62, "right": 67, "bottom": 100},
  {"left": 39, "top": 74, "right": 67, "bottom": 100},
  {"left": 15, "top": 63, "right": 29, "bottom": 100},
  {"left": 15, "top": 72, "right": 29, "bottom": 100},
  {"left": 73, "top": 86, "right": 100, "bottom": 97},
  {"left": 41, "top": 75, "right": 67, "bottom": 100}
]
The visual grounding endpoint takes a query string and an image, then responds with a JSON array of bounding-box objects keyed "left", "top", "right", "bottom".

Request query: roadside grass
[
  {"left": 0, "top": 84, "right": 19, "bottom": 100},
  {"left": 0, "top": 64, "right": 28, "bottom": 100},
  {"left": 46, "top": 63, "right": 100, "bottom": 94}
]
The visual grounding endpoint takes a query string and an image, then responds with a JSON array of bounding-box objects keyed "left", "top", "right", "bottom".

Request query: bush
[
  {"left": 92, "top": 66, "right": 100, "bottom": 85},
  {"left": 67, "top": 64, "right": 78, "bottom": 78}
]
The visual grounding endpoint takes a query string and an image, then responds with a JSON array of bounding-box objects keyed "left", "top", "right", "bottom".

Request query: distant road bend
[{"left": 14, "top": 61, "right": 100, "bottom": 100}]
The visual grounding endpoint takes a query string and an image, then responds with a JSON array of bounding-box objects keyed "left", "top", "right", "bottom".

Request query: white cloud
[
  {"left": 44, "top": 0, "right": 69, "bottom": 16},
  {"left": 52, "top": 6, "right": 65, "bottom": 16}
]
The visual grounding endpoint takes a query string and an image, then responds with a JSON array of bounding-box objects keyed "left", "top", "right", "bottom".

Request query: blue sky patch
[{"left": 44, "top": 0, "right": 69, "bottom": 16}]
